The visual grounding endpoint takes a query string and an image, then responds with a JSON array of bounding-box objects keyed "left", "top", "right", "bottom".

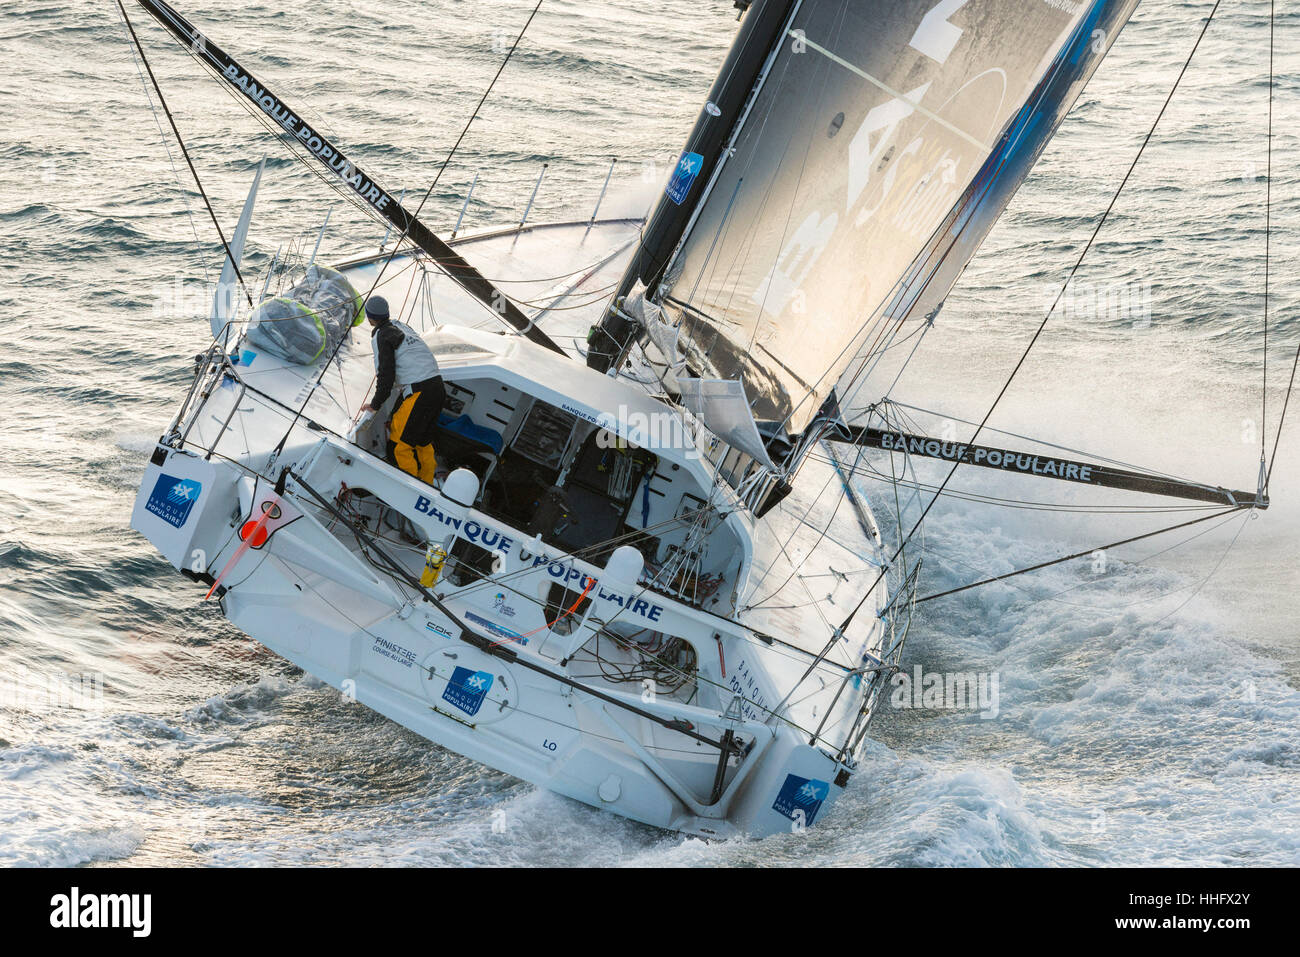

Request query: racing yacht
[{"left": 121, "top": 0, "right": 1207, "bottom": 836}]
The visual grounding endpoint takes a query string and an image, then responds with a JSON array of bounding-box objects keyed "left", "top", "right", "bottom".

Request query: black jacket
[{"left": 370, "top": 321, "right": 405, "bottom": 407}]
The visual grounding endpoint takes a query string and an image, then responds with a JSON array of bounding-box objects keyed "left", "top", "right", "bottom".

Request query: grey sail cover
[
  {"left": 655, "top": 0, "right": 1141, "bottom": 433},
  {"left": 678, "top": 378, "right": 777, "bottom": 469},
  {"left": 245, "top": 265, "right": 362, "bottom": 365}
]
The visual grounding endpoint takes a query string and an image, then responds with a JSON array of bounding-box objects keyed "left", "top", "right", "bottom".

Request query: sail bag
[{"left": 245, "top": 265, "right": 363, "bottom": 365}]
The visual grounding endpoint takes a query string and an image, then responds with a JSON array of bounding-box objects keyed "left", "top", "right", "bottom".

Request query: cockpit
[{"left": 350, "top": 330, "right": 746, "bottom": 615}]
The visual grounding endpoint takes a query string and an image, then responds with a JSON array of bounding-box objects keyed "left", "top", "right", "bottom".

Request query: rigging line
[
  {"left": 1144, "top": 507, "right": 1252, "bottom": 628},
  {"left": 1261, "top": 0, "right": 1294, "bottom": 493},
  {"left": 836, "top": 0, "right": 1226, "bottom": 635},
  {"left": 356, "top": 0, "right": 547, "bottom": 293},
  {"left": 478, "top": 260, "right": 633, "bottom": 285},
  {"left": 817, "top": 453, "right": 1228, "bottom": 513},
  {"left": 289, "top": 555, "right": 728, "bottom": 758},
  {"left": 795, "top": 32, "right": 986, "bottom": 152},
  {"left": 771, "top": 8, "right": 1158, "bottom": 441},
  {"left": 810, "top": 314, "right": 934, "bottom": 501},
  {"left": 286, "top": 468, "right": 741, "bottom": 754},
  {"left": 842, "top": 314, "right": 931, "bottom": 392},
  {"left": 751, "top": 415, "right": 912, "bottom": 616},
  {"left": 747, "top": 330, "right": 924, "bottom": 604},
  {"left": 742, "top": 443, "right": 861, "bottom": 610},
  {"left": 270, "top": 0, "right": 547, "bottom": 458},
  {"left": 768, "top": 506, "right": 843, "bottom": 639},
  {"left": 502, "top": 279, "right": 621, "bottom": 310},
  {"left": 1268, "top": 342, "right": 1300, "bottom": 490},
  {"left": 194, "top": 398, "right": 856, "bottom": 684},
  {"left": 822, "top": 313, "right": 909, "bottom": 442},
  {"left": 1261, "top": 0, "right": 1273, "bottom": 476},
  {"left": 823, "top": 316, "right": 931, "bottom": 428},
  {"left": 914, "top": 506, "right": 1245, "bottom": 604},
  {"left": 885, "top": 403, "right": 918, "bottom": 591},
  {"left": 739, "top": 2, "right": 852, "bottom": 362},
  {"left": 863, "top": 318, "right": 930, "bottom": 405},
  {"left": 990, "top": 507, "right": 1246, "bottom": 611},
  {"left": 846, "top": 485, "right": 1219, "bottom": 516},
  {"left": 880, "top": 399, "right": 1202, "bottom": 482},
  {"left": 778, "top": 5, "right": 1230, "bottom": 700},
  {"left": 118, "top": 1, "right": 252, "bottom": 308},
  {"left": 116, "top": 3, "right": 209, "bottom": 286},
  {"left": 462, "top": 230, "right": 641, "bottom": 311}
]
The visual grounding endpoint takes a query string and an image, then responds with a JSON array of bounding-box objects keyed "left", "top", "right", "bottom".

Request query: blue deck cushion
[{"left": 436, "top": 412, "right": 504, "bottom": 455}]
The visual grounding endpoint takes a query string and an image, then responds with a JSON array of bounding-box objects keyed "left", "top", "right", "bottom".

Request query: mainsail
[
  {"left": 593, "top": 0, "right": 1142, "bottom": 435},
  {"left": 132, "top": 0, "right": 565, "bottom": 356}
]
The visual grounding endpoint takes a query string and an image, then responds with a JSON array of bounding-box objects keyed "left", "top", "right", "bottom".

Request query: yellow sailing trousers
[{"left": 390, "top": 390, "right": 438, "bottom": 484}]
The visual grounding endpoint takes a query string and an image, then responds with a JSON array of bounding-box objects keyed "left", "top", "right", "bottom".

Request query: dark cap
[{"left": 364, "top": 296, "right": 390, "bottom": 321}]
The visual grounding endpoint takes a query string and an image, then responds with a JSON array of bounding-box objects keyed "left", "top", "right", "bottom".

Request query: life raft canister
[{"left": 420, "top": 544, "right": 448, "bottom": 587}]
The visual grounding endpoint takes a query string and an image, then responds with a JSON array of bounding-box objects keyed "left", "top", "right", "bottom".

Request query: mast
[
  {"left": 587, "top": 0, "right": 798, "bottom": 373},
  {"left": 134, "top": 0, "right": 566, "bottom": 357}
]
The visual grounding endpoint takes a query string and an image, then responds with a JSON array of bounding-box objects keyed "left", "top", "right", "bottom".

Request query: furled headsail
[{"left": 592, "top": 0, "right": 1142, "bottom": 435}]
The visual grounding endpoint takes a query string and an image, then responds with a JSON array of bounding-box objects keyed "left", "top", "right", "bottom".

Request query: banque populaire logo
[{"left": 144, "top": 474, "right": 202, "bottom": 528}]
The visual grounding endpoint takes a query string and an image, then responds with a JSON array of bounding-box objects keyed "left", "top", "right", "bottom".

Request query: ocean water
[{"left": 1, "top": 0, "right": 1297, "bottom": 866}]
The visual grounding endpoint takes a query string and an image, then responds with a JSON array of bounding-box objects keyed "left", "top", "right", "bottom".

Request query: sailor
[{"left": 360, "top": 296, "right": 445, "bottom": 483}]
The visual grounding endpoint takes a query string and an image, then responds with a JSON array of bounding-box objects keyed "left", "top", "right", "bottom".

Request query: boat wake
[{"left": 4, "top": 487, "right": 1295, "bottom": 866}]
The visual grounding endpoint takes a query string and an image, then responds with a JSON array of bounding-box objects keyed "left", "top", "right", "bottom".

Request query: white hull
[{"left": 131, "top": 218, "right": 900, "bottom": 837}]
